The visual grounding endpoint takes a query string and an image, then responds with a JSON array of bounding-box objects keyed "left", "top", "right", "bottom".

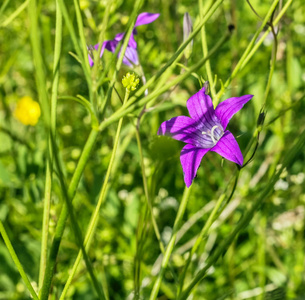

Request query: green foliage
[{"left": 0, "top": 0, "right": 305, "bottom": 299}]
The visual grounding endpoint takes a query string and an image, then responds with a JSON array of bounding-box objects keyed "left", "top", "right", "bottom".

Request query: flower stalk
[
  {"left": 149, "top": 185, "right": 192, "bottom": 300},
  {"left": 59, "top": 79, "right": 134, "bottom": 299},
  {"left": 178, "top": 129, "right": 305, "bottom": 300},
  {"left": 39, "top": 0, "right": 62, "bottom": 290},
  {"left": 0, "top": 221, "right": 39, "bottom": 300}
]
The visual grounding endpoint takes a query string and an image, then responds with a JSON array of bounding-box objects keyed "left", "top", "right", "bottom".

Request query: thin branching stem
[
  {"left": 38, "top": 0, "right": 62, "bottom": 291},
  {"left": 0, "top": 221, "right": 39, "bottom": 300}
]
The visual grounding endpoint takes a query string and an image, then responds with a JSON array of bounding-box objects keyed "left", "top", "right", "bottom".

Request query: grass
[{"left": 0, "top": 0, "right": 304, "bottom": 299}]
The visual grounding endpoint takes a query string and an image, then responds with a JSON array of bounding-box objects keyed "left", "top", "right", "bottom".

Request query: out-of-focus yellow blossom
[
  {"left": 121, "top": 16, "right": 129, "bottom": 25},
  {"left": 14, "top": 96, "right": 41, "bottom": 126},
  {"left": 79, "top": 0, "right": 89, "bottom": 10},
  {"left": 122, "top": 73, "right": 139, "bottom": 91}
]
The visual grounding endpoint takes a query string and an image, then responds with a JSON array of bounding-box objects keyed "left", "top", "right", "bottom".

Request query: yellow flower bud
[
  {"left": 14, "top": 96, "right": 41, "bottom": 126},
  {"left": 122, "top": 73, "right": 139, "bottom": 91}
]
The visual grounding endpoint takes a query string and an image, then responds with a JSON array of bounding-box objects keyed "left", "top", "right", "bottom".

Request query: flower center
[{"left": 201, "top": 125, "right": 224, "bottom": 146}]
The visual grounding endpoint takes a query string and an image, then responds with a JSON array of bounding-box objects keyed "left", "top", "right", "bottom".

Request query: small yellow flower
[
  {"left": 79, "top": 0, "right": 89, "bottom": 10},
  {"left": 122, "top": 73, "right": 139, "bottom": 91},
  {"left": 14, "top": 96, "right": 41, "bottom": 126}
]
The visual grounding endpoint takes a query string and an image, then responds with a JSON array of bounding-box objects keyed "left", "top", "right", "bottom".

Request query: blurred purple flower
[
  {"left": 88, "top": 12, "right": 159, "bottom": 67},
  {"left": 158, "top": 87, "right": 253, "bottom": 187}
]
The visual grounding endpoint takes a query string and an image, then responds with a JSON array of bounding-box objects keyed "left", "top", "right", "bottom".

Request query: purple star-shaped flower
[
  {"left": 158, "top": 87, "right": 253, "bottom": 187},
  {"left": 88, "top": 12, "right": 159, "bottom": 67}
]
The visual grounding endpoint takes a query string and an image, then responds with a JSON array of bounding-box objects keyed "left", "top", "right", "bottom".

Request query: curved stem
[
  {"left": 149, "top": 185, "right": 192, "bottom": 300},
  {"left": 41, "top": 0, "right": 144, "bottom": 296},
  {"left": 99, "top": 29, "right": 231, "bottom": 133},
  {"left": 125, "top": 0, "right": 224, "bottom": 111},
  {"left": 0, "top": 221, "right": 39, "bottom": 300},
  {"left": 199, "top": 0, "right": 217, "bottom": 101},
  {"left": 216, "top": 0, "right": 279, "bottom": 100},
  {"left": 39, "top": 0, "right": 62, "bottom": 290},
  {"left": 240, "top": 0, "right": 292, "bottom": 70},
  {"left": 72, "top": 0, "right": 93, "bottom": 102},
  {"left": 177, "top": 194, "right": 225, "bottom": 295},
  {"left": 135, "top": 130, "right": 164, "bottom": 253},
  {"left": 1, "top": 0, "right": 29, "bottom": 27},
  {"left": 57, "top": 0, "right": 92, "bottom": 92},
  {"left": 178, "top": 129, "right": 305, "bottom": 300},
  {"left": 59, "top": 89, "right": 130, "bottom": 299},
  {"left": 177, "top": 169, "right": 240, "bottom": 296},
  {"left": 40, "top": 128, "right": 99, "bottom": 299}
]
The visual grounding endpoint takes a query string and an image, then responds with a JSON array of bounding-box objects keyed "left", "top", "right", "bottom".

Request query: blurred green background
[{"left": 0, "top": 0, "right": 305, "bottom": 299}]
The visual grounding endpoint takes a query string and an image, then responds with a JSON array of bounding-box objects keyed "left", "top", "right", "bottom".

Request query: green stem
[
  {"left": 73, "top": 0, "right": 90, "bottom": 74},
  {"left": 38, "top": 0, "right": 62, "bottom": 291},
  {"left": 135, "top": 130, "right": 164, "bottom": 253},
  {"left": 216, "top": 0, "right": 280, "bottom": 100},
  {"left": 0, "top": 0, "right": 10, "bottom": 16},
  {"left": 47, "top": 132, "right": 105, "bottom": 300},
  {"left": 258, "top": 215, "right": 267, "bottom": 300},
  {"left": 99, "top": 29, "right": 231, "bottom": 133},
  {"left": 37, "top": 116, "right": 105, "bottom": 299},
  {"left": 40, "top": 128, "right": 99, "bottom": 299},
  {"left": 58, "top": 95, "right": 99, "bottom": 129},
  {"left": 72, "top": 0, "right": 93, "bottom": 102},
  {"left": 0, "top": 221, "right": 39, "bottom": 300},
  {"left": 178, "top": 169, "right": 240, "bottom": 296},
  {"left": 149, "top": 186, "right": 192, "bottom": 300},
  {"left": 240, "top": 0, "right": 293, "bottom": 71},
  {"left": 57, "top": 0, "right": 92, "bottom": 91},
  {"left": 177, "top": 129, "right": 305, "bottom": 300},
  {"left": 0, "top": 0, "right": 29, "bottom": 27},
  {"left": 99, "top": 0, "right": 143, "bottom": 118},
  {"left": 134, "top": 129, "right": 166, "bottom": 299},
  {"left": 124, "top": 0, "right": 224, "bottom": 111},
  {"left": 41, "top": 0, "right": 143, "bottom": 296},
  {"left": 134, "top": 205, "right": 148, "bottom": 300},
  {"left": 177, "top": 194, "right": 226, "bottom": 295},
  {"left": 199, "top": 0, "right": 216, "bottom": 100},
  {"left": 28, "top": 0, "right": 50, "bottom": 128},
  {"left": 178, "top": 13, "right": 280, "bottom": 294},
  {"left": 59, "top": 89, "right": 131, "bottom": 299},
  {"left": 262, "top": 19, "right": 278, "bottom": 108},
  {"left": 91, "top": 0, "right": 113, "bottom": 103},
  {"left": 39, "top": 160, "right": 52, "bottom": 291}
]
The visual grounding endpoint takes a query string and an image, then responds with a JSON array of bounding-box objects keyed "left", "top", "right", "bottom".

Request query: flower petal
[
  {"left": 180, "top": 144, "right": 209, "bottom": 187},
  {"left": 215, "top": 94, "right": 253, "bottom": 129},
  {"left": 122, "top": 46, "right": 139, "bottom": 66},
  {"left": 104, "top": 39, "right": 119, "bottom": 53},
  {"left": 88, "top": 54, "right": 94, "bottom": 67},
  {"left": 103, "top": 37, "right": 139, "bottom": 67},
  {"left": 114, "top": 31, "right": 138, "bottom": 49},
  {"left": 157, "top": 116, "right": 201, "bottom": 145},
  {"left": 186, "top": 87, "right": 218, "bottom": 127},
  {"left": 114, "top": 32, "right": 125, "bottom": 42},
  {"left": 210, "top": 130, "right": 243, "bottom": 166},
  {"left": 135, "top": 13, "right": 160, "bottom": 27},
  {"left": 128, "top": 32, "right": 137, "bottom": 48}
]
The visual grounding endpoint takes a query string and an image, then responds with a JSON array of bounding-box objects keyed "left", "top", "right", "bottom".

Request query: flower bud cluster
[{"left": 122, "top": 73, "right": 139, "bottom": 91}]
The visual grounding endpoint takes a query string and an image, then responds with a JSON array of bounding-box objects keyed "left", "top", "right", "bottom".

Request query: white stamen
[
  {"left": 201, "top": 125, "right": 222, "bottom": 145},
  {"left": 210, "top": 125, "right": 219, "bottom": 144}
]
